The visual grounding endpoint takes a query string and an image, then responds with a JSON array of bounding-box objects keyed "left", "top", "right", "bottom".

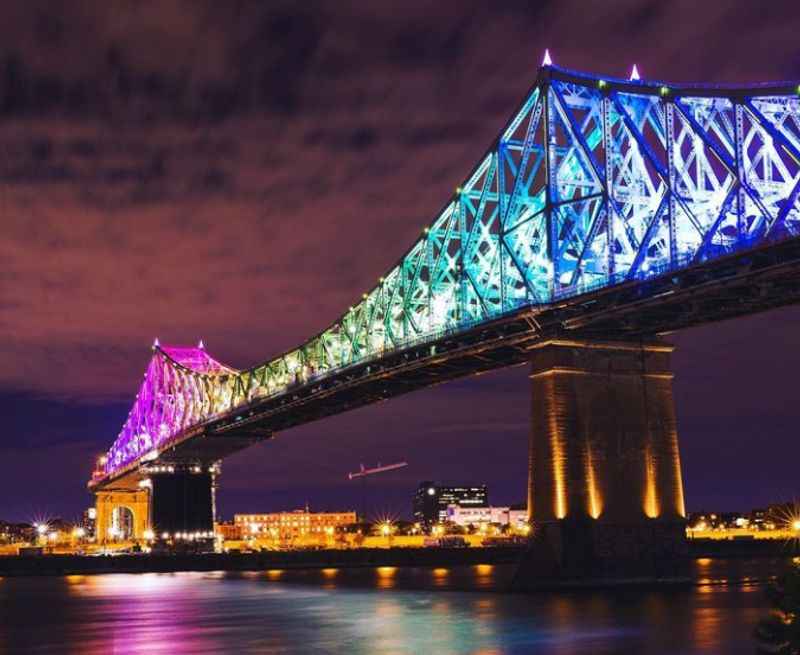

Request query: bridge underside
[
  {"left": 518, "top": 338, "right": 688, "bottom": 585},
  {"left": 92, "top": 233, "right": 800, "bottom": 496},
  {"left": 90, "top": 230, "right": 800, "bottom": 584}
]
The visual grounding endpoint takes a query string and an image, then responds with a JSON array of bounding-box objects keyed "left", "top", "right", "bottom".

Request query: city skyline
[{"left": 2, "top": 1, "right": 800, "bottom": 523}]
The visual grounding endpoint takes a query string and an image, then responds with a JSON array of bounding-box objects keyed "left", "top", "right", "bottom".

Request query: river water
[{"left": 0, "top": 558, "right": 786, "bottom": 654}]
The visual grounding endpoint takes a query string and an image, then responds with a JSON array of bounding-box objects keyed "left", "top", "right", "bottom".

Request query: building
[
  {"left": 215, "top": 521, "right": 242, "bottom": 541},
  {"left": 687, "top": 502, "right": 799, "bottom": 535},
  {"left": 233, "top": 509, "right": 357, "bottom": 540},
  {"left": 81, "top": 507, "right": 97, "bottom": 540},
  {"left": 445, "top": 505, "right": 528, "bottom": 530},
  {"left": 413, "top": 481, "right": 488, "bottom": 526},
  {"left": 0, "top": 521, "right": 34, "bottom": 544}
]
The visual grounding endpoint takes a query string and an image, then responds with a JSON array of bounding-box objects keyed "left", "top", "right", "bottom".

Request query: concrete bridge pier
[
  {"left": 148, "top": 463, "right": 218, "bottom": 541},
  {"left": 94, "top": 462, "right": 218, "bottom": 545},
  {"left": 516, "top": 338, "right": 689, "bottom": 587}
]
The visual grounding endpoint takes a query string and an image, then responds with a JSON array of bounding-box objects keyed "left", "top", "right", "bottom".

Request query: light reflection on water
[{"left": 0, "top": 559, "right": 787, "bottom": 654}]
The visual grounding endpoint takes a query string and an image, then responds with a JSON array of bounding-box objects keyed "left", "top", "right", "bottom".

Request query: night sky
[{"left": 2, "top": 1, "right": 799, "bottom": 523}]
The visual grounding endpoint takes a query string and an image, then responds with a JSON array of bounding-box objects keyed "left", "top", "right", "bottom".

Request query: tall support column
[
  {"left": 148, "top": 462, "right": 217, "bottom": 544},
  {"left": 519, "top": 338, "right": 688, "bottom": 586}
]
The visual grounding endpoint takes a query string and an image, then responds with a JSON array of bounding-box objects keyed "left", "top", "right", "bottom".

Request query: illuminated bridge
[{"left": 91, "top": 62, "right": 800, "bottom": 580}]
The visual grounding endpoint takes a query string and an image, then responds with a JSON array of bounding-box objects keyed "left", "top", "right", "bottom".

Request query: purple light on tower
[{"left": 104, "top": 343, "right": 238, "bottom": 475}]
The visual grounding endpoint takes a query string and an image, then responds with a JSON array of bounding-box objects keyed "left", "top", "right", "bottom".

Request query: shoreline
[
  {"left": 0, "top": 539, "right": 795, "bottom": 579},
  {"left": 0, "top": 546, "right": 523, "bottom": 578}
]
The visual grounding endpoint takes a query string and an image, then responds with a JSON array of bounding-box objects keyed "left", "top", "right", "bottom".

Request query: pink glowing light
[{"left": 103, "top": 344, "right": 238, "bottom": 475}]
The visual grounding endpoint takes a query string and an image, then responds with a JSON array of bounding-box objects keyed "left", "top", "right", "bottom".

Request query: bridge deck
[{"left": 93, "top": 235, "right": 800, "bottom": 491}]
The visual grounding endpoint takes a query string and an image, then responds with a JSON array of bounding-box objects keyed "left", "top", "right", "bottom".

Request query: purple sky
[{"left": 2, "top": 1, "right": 799, "bottom": 522}]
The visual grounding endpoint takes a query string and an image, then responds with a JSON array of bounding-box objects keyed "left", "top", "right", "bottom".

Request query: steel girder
[{"left": 102, "top": 66, "right": 800, "bottom": 477}]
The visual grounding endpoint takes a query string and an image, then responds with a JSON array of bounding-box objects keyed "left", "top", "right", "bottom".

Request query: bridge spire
[
  {"left": 152, "top": 337, "right": 160, "bottom": 349},
  {"left": 629, "top": 64, "right": 641, "bottom": 81},
  {"left": 542, "top": 49, "right": 553, "bottom": 67},
  {"left": 198, "top": 339, "right": 205, "bottom": 350}
]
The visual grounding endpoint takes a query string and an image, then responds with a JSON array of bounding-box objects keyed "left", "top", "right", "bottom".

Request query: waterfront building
[
  {"left": 82, "top": 507, "right": 97, "bottom": 540},
  {"left": 413, "top": 481, "right": 488, "bottom": 526},
  {"left": 445, "top": 505, "right": 528, "bottom": 529},
  {"left": 215, "top": 521, "right": 242, "bottom": 541},
  {"left": 0, "top": 521, "right": 35, "bottom": 544},
  {"left": 233, "top": 509, "right": 357, "bottom": 539}
]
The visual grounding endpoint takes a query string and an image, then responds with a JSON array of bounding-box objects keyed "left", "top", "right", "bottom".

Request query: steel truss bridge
[{"left": 93, "top": 64, "right": 800, "bottom": 490}]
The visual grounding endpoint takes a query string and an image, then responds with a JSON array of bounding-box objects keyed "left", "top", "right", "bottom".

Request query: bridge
[{"left": 90, "top": 62, "right": 800, "bottom": 581}]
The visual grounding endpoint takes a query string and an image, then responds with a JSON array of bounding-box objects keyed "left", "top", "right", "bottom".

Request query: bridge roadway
[{"left": 93, "top": 233, "right": 800, "bottom": 492}]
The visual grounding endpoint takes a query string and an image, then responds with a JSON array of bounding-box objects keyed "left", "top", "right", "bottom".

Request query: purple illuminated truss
[{"left": 105, "top": 343, "right": 238, "bottom": 474}]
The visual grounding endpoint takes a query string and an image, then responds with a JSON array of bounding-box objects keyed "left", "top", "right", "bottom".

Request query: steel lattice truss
[{"left": 103, "top": 66, "right": 800, "bottom": 477}]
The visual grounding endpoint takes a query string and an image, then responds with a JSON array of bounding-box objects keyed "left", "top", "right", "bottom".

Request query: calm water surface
[{"left": 0, "top": 559, "right": 784, "bottom": 654}]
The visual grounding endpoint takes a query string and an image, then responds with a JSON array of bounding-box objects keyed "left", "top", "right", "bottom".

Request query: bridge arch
[{"left": 94, "top": 489, "right": 149, "bottom": 545}]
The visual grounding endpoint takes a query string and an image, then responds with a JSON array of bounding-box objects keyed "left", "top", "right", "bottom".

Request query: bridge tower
[{"left": 519, "top": 338, "right": 688, "bottom": 586}]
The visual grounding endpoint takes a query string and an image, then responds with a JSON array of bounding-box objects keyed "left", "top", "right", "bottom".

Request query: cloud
[{"left": 2, "top": 1, "right": 800, "bottom": 517}]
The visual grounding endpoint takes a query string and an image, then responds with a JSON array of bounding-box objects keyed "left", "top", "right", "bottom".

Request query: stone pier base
[
  {"left": 514, "top": 338, "right": 689, "bottom": 588},
  {"left": 95, "top": 488, "right": 150, "bottom": 544}
]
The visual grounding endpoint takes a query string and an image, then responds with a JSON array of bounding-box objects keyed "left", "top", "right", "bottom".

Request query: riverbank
[
  {"left": 0, "top": 545, "right": 524, "bottom": 577},
  {"left": 0, "top": 538, "right": 795, "bottom": 578},
  {"left": 689, "top": 537, "right": 800, "bottom": 558}
]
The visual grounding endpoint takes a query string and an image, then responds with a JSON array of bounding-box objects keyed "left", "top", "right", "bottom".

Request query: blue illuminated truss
[{"left": 101, "top": 66, "right": 800, "bottom": 478}]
